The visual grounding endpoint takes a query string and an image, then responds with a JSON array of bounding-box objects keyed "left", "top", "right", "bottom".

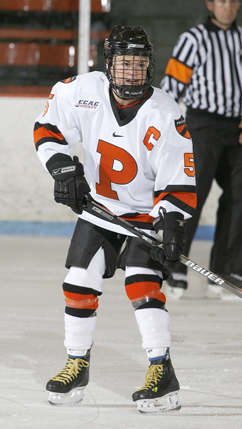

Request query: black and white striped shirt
[{"left": 160, "top": 18, "right": 242, "bottom": 118}]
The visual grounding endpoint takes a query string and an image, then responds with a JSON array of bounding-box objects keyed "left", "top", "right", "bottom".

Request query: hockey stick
[{"left": 83, "top": 198, "right": 242, "bottom": 299}]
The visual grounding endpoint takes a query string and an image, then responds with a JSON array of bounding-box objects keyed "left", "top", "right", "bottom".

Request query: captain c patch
[{"left": 175, "top": 115, "right": 191, "bottom": 139}]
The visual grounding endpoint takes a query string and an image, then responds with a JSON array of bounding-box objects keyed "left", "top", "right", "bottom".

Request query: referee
[{"left": 161, "top": 0, "right": 242, "bottom": 299}]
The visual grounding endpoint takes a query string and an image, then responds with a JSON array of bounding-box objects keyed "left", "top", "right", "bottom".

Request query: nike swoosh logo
[{"left": 113, "top": 132, "right": 123, "bottom": 137}]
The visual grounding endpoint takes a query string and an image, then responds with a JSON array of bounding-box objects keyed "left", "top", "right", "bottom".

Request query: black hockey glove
[
  {"left": 48, "top": 155, "right": 90, "bottom": 214},
  {"left": 150, "top": 211, "right": 186, "bottom": 270}
]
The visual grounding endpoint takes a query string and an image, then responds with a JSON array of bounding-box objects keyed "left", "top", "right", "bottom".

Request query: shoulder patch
[
  {"left": 61, "top": 76, "right": 77, "bottom": 84},
  {"left": 175, "top": 115, "right": 191, "bottom": 139}
]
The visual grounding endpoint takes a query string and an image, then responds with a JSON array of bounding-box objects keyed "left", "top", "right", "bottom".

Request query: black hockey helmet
[{"left": 104, "top": 25, "right": 155, "bottom": 100}]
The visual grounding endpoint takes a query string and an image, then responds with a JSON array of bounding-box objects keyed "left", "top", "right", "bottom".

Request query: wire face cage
[{"left": 104, "top": 25, "right": 155, "bottom": 100}]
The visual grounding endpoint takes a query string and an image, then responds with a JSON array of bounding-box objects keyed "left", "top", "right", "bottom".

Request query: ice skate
[
  {"left": 205, "top": 283, "right": 223, "bottom": 299},
  {"left": 132, "top": 356, "right": 181, "bottom": 413},
  {"left": 46, "top": 350, "right": 90, "bottom": 405},
  {"left": 166, "top": 273, "right": 188, "bottom": 300},
  {"left": 206, "top": 275, "right": 242, "bottom": 301}
]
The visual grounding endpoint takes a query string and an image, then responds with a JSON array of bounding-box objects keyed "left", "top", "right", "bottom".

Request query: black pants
[{"left": 175, "top": 110, "right": 242, "bottom": 279}]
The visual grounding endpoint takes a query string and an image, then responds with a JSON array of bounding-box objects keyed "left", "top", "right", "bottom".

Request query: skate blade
[
  {"left": 205, "top": 284, "right": 223, "bottom": 299},
  {"left": 221, "top": 291, "right": 241, "bottom": 301},
  {"left": 166, "top": 285, "right": 184, "bottom": 300},
  {"left": 48, "top": 387, "right": 85, "bottom": 406},
  {"left": 136, "top": 391, "right": 181, "bottom": 414}
]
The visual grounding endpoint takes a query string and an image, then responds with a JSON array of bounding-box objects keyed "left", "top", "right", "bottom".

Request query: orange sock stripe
[
  {"left": 64, "top": 291, "right": 98, "bottom": 309},
  {"left": 64, "top": 291, "right": 94, "bottom": 301},
  {"left": 125, "top": 281, "right": 166, "bottom": 304}
]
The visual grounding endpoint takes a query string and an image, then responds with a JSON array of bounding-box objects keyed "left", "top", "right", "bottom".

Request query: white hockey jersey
[{"left": 34, "top": 71, "right": 196, "bottom": 235}]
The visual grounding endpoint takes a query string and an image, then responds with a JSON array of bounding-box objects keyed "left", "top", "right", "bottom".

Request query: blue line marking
[
  {"left": 0, "top": 221, "right": 215, "bottom": 240},
  {"left": 0, "top": 221, "right": 75, "bottom": 236},
  {"left": 194, "top": 225, "right": 215, "bottom": 241}
]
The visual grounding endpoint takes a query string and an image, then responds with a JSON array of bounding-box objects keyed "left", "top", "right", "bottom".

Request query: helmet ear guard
[{"left": 104, "top": 25, "right": 155, "bottom": 100}]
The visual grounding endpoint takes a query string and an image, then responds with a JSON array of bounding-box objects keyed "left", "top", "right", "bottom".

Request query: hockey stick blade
[{"left": 83, "top": 198, "right": 242, "bottom": 299}]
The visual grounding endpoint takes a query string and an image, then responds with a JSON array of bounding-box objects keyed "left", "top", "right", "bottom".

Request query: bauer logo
[
  {"left": 75, "top": 99, "right": 100, "bottom": 109},
  {"left": 92, "top": 206, "right": 114, "bottom": 221},
  {"left": 185, "top": 260, "right": 225, "bottom": 285}
]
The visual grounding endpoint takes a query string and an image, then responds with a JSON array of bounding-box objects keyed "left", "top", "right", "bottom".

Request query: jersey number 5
[{"left": 184, "top": 153, "right": 195, "bottom": 177}]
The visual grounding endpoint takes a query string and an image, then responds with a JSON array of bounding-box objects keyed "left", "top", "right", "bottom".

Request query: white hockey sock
[
  {"left": 135, "top": 307, "right": 171, "bottom": 350},
  {"left": 64, "top": 313, "right": 97, "bottom": 357},
  {"left": 146, "top": 347, "right": 169, "bottom": 361},
  {"left": 67, "top": 349, "right": 88, "bottom": 358}
]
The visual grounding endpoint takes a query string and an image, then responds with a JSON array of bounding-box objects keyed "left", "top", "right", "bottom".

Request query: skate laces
[
  {"left": 138, "top": 364, "right": 164, "bottom": 391},
  {"left": 50, "top": 357, "right": 89, "bottom": 385}
]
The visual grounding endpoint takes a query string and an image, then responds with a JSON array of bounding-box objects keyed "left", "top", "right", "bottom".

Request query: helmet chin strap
[{"left": 113, "top": 83, "right": 146, "bottom": 100}]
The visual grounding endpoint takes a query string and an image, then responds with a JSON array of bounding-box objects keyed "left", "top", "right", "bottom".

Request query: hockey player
[{"left": 34, "top": 25, "right": 197, "bottom": 412}]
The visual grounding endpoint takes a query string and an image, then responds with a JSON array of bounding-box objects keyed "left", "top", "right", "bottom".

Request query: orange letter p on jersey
[{"left": 96, "top": 140, "right": 138, "bottom": 200}]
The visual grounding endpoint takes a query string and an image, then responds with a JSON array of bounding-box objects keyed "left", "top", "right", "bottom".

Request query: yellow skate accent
[
  {"left": 138, "top": 364, "right": 164, "bottom": 391},
  {"left": 50, "top": 357, "right": 89, "bottom": 386}
]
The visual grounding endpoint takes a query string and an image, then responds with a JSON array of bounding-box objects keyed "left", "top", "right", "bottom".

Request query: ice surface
[{"left": 0, "top": 236, "right": 241, "bottom": 429}]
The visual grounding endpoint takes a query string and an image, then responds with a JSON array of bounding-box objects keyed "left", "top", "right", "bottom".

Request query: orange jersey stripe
[
  {"left": 34, "top": 125, "right": 64, "bottom": 146},
  {"left": 123, "top": 214, "right": 154, "bottom": 223},
  {"left": 154, "top": 191, "right": 197, "bottom": 210},
  {"left": 91, "top": 201, "right": 155, "bottom": 225},
  {"left": 165, "top": 58, "right": 193, "bottom": 85}
]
